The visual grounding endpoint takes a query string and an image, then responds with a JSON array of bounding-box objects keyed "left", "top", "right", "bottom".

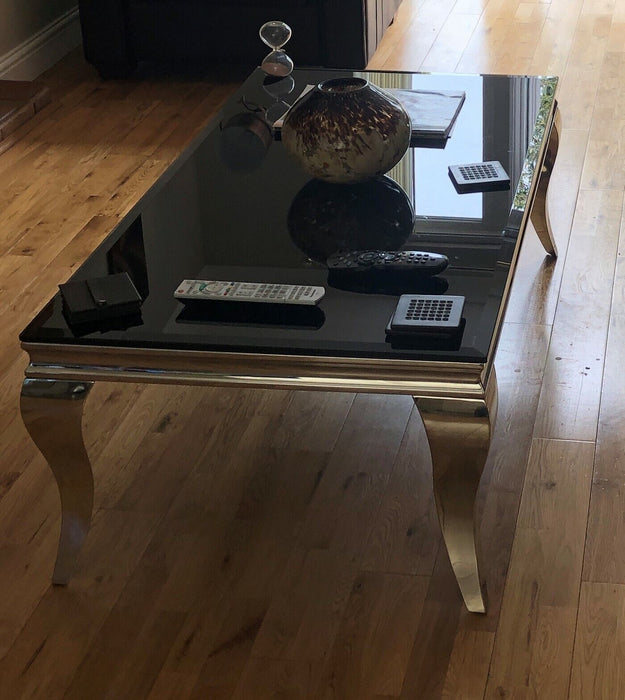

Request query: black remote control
[{"left": 326, "top": 250, "right": 449, "bottom": 276}]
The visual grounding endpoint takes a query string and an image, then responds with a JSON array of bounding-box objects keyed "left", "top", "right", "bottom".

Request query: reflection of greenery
[{"left": 513, "top": 77, "right": 558, "bottom": 211}]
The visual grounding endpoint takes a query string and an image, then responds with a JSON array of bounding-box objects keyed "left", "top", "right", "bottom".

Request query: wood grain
[
  {"left": 315, "top": 571, "right": 428, "bottom": 698},
  {"left": 533, "top": 188, "right": 623, "bottom": 441},
  {"left": 582, "top": 200, "right": 625, "bottom": 583},
  {"left": 569, "top": 582, "right": 625, "bottom": 700},
  {"left": 485, "top": 439, "right": 594, "bottom": 699}
]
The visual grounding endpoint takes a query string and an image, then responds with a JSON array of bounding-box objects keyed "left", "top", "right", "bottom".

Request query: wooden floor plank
[
  {"left": 419, "top": 12, "right": 481, "bottom": 73},
  {"left": 369, "top": 0, "right": 458, "bottom": 71},
  {"left": 582, "top": 202, "right": 625, "bottom": 584},
  {"left": 398, "top": 549, "right": 465, "bottom": 699},
  {"left": 314, "top": 571, "right": 428, "bottom": 699},
  {"left": 533, "top": 188, "right": 623, "bottom": 441},
  {"left": 0, "top": 508, "right": 161, "bottom": 698},
  {"left": 547, "top": 9, "right": 608, "bottom": 131},
  {"left": 485, "top": 439, "right": 594, "bottom": 699},
  {"left": 441, "top": 629, "right": 494, "bottom": 700},
  {"left": 360, "top": 408, "right": 440, "bottom": 578},
  {"left": 569, "top": 581, "right": 625, "bottom": 700}
]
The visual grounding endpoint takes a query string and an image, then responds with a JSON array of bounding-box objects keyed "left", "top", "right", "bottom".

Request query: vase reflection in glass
[
  {"left": 287, "top": 176, "right": 414, "bottom": 263},
  {"left": 281, "top": 77, "right": 411, "bottom": 184}
]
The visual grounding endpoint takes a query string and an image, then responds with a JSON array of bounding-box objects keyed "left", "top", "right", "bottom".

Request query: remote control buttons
[
  {"left": 326, "top": 250, "right": 449, "bottom": 276},
  {"left": 175, "top": 280, "right": 325, "bottom": 306},
  {"left": 356, "top": 252, "right": 379, "bottom": 266}
]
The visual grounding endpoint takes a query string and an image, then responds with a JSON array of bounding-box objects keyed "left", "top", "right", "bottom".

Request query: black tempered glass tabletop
[{"left": 20, "top": 68, "right": 557, "bottom": 364}]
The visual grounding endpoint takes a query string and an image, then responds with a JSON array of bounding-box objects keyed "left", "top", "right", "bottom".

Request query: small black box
[
  {"left": 448, "top": 161, "right": 510, "bottom": 193},
  {"left": 59, "top": 272, "right": 142, "bottom": 325},
  {"left": 386, "top": 294, "right": 465, "bottom": 337}
]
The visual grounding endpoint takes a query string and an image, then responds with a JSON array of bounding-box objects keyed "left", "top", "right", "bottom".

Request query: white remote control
[{"left": 175, "top": 280, "right": 325, "bottom": 305}]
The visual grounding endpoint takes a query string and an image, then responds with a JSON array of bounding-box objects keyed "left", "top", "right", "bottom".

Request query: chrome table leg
[
  {"left": 20, "top": 378, "right": 94, "bottom": 584},
  {"left": 414, "top": 373, "right": 497, "bottom": 613},
  {"left": 530, "top": 104, "right": 561, "bottom": 257}
]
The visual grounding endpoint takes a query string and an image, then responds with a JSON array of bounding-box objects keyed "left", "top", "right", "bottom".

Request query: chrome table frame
[{"left": 20, "top": 104, "right": 560, "bottom": 615}]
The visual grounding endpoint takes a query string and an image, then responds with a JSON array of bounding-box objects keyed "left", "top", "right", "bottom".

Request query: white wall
[{"left": 0, "top": 0, "right": 82, "bottom": 79}]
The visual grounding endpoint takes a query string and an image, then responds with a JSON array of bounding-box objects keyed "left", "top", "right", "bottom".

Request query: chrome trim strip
[{"left": 21, "top": 342, "right": 488, "bottom": 398}]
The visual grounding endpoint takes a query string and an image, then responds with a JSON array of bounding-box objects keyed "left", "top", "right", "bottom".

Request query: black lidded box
[{"left": 59, "top": 272, "right": 142, "bottom": 325}]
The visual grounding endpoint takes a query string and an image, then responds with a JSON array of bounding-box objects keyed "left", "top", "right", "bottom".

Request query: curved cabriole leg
[
  {"left": 20, "top": 378, "right": 94, "bottom": 584},
  {"left": 530, "top": 104, "right": 561, "bottom": 257},
  {"left": 414, "top": 375, "right": 497, "bottom": 613}
]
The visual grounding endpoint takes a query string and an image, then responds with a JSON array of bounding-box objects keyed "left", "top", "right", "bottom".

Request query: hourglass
[{"left": 259, "top": 20, "right": 294, "bottom": 77}]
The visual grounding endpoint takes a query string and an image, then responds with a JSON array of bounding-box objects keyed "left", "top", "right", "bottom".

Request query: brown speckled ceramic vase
[{"left": 281, "top": 77, "right": 411, "bottom": 184}]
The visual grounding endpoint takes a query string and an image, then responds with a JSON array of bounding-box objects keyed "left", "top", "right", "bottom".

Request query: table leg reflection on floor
[
  {"left": 414, "top": 371, "right": 498, "bottom": 614},
  {"left": 20, "top": 378, "right": 94, "bottom": 585}
]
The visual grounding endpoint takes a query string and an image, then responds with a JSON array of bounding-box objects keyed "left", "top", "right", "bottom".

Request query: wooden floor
[{"left": 0, "top": 0, "right": 623, "bottom": 696}]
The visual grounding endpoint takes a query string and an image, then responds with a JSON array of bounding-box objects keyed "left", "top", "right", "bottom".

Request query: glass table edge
[{"left": 481, "top": 94, "right": 559, "bottom": 377}]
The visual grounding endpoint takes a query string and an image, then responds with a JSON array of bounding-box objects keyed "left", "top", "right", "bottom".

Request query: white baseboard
[{"left": 0, "top": 7, "right": 82, "bottom": 80}]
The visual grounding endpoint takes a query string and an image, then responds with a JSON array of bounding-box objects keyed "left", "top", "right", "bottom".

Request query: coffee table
[{"left": 19, "top": 68, "right": 559, "bottom": 613}]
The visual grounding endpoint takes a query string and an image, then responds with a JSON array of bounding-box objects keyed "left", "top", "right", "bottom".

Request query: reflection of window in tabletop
[{"left": 412, "top": 75, "right": 484, "bottom": 222}]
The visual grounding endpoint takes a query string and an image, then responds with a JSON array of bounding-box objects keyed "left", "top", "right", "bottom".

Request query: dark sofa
[{"left": 78, "top": 0, "right": 403, "bottom": 78}]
